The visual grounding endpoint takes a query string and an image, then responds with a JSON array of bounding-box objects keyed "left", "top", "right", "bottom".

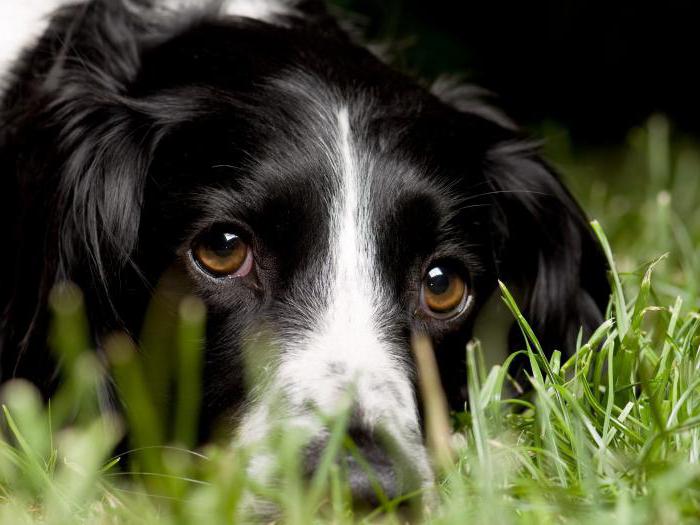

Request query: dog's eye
[
  {"left": 421, "top": 264, "right": 468, "bottom": 318},
  {"left": 192, "top": 226, "right": 252, "bottom": 277}
]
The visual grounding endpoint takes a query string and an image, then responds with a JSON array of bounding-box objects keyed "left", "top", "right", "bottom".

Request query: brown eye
[
  {"left": 421, "top": 265, "right": 468, "bottom": 318},
  {"left": 192, "top": 226, "right": 252, "bottom": 277}
]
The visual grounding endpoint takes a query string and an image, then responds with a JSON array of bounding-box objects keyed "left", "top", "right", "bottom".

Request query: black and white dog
[{"left": 0, "top": 0, "right": 609, "bottom": 505}]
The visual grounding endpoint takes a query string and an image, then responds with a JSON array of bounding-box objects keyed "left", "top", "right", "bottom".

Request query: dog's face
[
  {"left": 137, "top": 24, "right": 503, "bottom": 496},
  {"left": 0, "top": 0, "right": 609, "bottom": 505}
]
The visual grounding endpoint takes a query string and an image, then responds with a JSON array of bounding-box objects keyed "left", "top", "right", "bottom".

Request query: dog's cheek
[{"left": 197, "top": 309, "right": 259, "bottom": 439}]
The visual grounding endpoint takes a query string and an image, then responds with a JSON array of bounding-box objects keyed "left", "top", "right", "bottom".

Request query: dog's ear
[
  {"left": 486, "top": 142, "right": 610, "bottom": 356},
  {"left": 23, "top": 1, "right": 160, "bottom": 292},
  {"left": 431, "top": 81, "right": 609, "bottom": 355},
  {"left": 0, "top": 1, "right": 171, "bottom": 381}
]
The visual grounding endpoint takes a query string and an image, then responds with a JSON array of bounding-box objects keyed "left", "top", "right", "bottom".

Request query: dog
[{"left": 0, "top": 0, "right": 610, "bottom": 507}]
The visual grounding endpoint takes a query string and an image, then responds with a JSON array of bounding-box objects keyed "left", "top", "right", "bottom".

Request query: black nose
[{"left": 304, "top": 425, "right": 400, "bottom": 507}]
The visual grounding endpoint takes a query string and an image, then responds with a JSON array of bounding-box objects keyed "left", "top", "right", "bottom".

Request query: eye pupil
[
  {"left": 426, "top": 267, "right": 450, "bottom": 295},
  {"left": 211, "top": 232, "right": 240, "bottom": 256}
]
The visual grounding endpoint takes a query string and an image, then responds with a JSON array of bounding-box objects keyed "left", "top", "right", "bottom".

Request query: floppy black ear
[
  {"left": 0, "top": 0, "right": 168, "bottom": 384},
  {"left": 486, "top": 142, "right": 610, "bottom": 356}
]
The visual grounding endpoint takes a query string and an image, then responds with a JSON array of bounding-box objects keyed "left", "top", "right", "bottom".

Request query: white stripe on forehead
[
  {"left": 271, "top": 105, "right": 417, "bottom": 426},
  {"left": 325, "top": 105, "right": 380, "bottom": 361}
]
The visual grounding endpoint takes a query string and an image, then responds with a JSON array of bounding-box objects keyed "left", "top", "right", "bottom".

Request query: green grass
[{"left": 2, "top": 116, "right": 700, "bottom": 523}]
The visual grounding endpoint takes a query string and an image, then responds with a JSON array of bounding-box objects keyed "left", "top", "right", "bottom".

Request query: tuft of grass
[{"left": 2, "top": 116, "right": 700, "bottom": 523}]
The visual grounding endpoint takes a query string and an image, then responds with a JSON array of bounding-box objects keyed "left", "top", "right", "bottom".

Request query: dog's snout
[{"left": 304, "top": 425, "right": 401, "bottom": 507}]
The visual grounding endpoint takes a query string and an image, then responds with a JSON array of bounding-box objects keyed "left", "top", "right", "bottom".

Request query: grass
[{"left": 2, "top": 115, "right": 700, "bottom": 523}]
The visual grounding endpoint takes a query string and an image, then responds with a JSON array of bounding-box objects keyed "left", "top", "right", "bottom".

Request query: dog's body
[{"left": 0, "top": 0, "right": 609, "bottom": 504}]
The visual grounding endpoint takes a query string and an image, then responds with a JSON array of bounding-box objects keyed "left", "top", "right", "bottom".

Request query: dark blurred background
[{"left": 330, "top": 0, "right": 698, "bottom": 147}]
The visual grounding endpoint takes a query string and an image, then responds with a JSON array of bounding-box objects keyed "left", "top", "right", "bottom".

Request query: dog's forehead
[
  {"left": 215, "top": 81, "right": 462, "bottom": 263},
  {"left": 151, "top": 65, "right": 489, "bottom": 288}
]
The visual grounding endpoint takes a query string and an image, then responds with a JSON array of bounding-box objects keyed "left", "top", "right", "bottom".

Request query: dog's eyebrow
[
  {"left": 183, "top": 174, "right": 334, "bottom": 260},
  {"left": 370, "top": 190, "right": 444, "bottom": 270}
]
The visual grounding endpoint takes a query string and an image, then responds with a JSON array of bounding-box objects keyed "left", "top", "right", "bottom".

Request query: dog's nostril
[
  {"left": 345, "top": 449, "right": 398, "bottom": 506},
  {"left": 326, "top": 361, "right": 347, "bottom": 376},
  {"left": 304, "top": 426, "right": 400, "bottom": 507}
]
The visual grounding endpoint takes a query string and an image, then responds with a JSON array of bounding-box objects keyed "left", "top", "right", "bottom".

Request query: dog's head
[{"left": 0, "top": 0, "right": 609, "bottom": 505}]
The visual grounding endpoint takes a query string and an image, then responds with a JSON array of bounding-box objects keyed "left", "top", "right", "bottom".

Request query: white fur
[
  {"left": 222, "top": 0, "right": 295, "bottom": 21},
  {"left": 0, "top": 0, "right": 74, "bottom": 92},
  {"left": 157, "top": 0, "right": 296, "bottom": 22}
]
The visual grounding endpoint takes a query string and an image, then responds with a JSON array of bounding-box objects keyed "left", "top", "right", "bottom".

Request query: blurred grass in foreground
[{"left": 2, "top": 116, "right": 700, "bottom": 523}]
